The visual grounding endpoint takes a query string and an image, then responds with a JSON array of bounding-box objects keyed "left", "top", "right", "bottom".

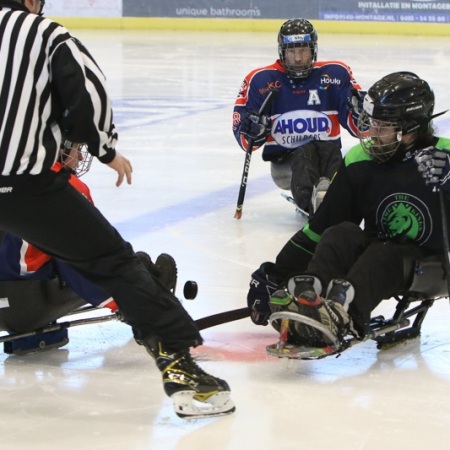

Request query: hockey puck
[{"left": 183, "top": 281, "right": 198, "bottom": 300}]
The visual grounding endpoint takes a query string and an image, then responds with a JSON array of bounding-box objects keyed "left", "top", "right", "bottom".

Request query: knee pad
[{"left": 271, "top": 160, "right": 292, "bottom": 190}]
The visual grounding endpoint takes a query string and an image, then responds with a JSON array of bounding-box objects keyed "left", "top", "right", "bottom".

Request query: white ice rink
[{"left": 2, "top": 28, "right": 450, "bottom": 450}]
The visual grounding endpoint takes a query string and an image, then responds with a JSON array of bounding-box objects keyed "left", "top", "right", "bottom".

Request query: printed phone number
[
  {"left": 399, "top": 15, "right": 448, "bottom": 22},
  {"left": 321, "top": 12, "right": 449, "bottom": 22}
]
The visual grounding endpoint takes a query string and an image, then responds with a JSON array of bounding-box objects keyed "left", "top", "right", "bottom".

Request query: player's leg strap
[{"left": 0, "top": 279, "right": 86, "bottom": 333}]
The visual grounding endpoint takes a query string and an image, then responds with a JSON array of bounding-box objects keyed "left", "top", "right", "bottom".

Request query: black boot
[{"left": 136, "top": 251, "right": 177, "bottom": 293}]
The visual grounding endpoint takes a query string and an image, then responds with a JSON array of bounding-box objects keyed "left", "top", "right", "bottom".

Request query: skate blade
[
  {"left": 269, "top": 311, "right": 340, "bottom": 347},
  {"left": 171, "top": 391, "right": 235, "bottom": 419},
  {"left": 266, "top": 342, "right": 338, "bottom": 360},
  {"left": 280, "top": 193, "right": 310, "bottom": 217}
]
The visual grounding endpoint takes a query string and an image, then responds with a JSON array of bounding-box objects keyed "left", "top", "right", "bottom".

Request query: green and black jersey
[{"left": 274, "top": 137, "right": 450, "bottom": 278}]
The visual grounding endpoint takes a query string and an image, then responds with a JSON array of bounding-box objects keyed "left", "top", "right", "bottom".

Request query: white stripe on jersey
[{"left": 0, "top": 8, "right": 116, "bottom": 176}]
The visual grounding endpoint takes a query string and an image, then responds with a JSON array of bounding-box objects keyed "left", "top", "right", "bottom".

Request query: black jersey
[
  {"left": 0, "top": 1, "right": 117, "bottom": 176},
  {"left": 275, "top": 137, "right": 450, "bottom": 277}
]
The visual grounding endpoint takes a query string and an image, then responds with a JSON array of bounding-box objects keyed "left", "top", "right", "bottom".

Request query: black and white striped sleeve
[{"left": 49, "top": 33, "right": 118, "bottom": 163}]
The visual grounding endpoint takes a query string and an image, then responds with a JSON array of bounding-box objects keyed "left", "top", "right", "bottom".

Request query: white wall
[{"left": 45, "top": 0, "right": 122, "bottom": 18}]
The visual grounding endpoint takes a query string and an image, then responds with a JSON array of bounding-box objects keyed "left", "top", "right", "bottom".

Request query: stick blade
[{"left": 234, "top": 209, "right": 242, "bottom": 219}]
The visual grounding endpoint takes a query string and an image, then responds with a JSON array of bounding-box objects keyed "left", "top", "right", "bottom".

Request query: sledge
[
  {"left": 0, "top": 275, "right": 245, "bottom": 356},
  {"left": 266, "top": 256, "right": 448, "bottom": 359}
]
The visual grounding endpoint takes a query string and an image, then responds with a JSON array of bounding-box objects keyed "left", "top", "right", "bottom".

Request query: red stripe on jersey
[{"left": 22, "top": 163, "right": 93, "bottom": 272}]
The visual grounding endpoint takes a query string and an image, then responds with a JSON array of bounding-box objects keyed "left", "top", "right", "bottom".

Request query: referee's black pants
[{"left": 0, "top": 171, "right": 202, "bottom": 352}]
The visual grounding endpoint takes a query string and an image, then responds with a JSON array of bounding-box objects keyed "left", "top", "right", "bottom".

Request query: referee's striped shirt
[{"left": 0, "top": 1, "right": 117, "bottom": 177}]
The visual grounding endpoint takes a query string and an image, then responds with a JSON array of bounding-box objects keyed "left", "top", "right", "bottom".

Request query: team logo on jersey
[
  {"left": 271, "top": 110, "right": 332, "bottom": 148},
  {"left": 259, "top": 80, "right": 282, "bottom": 95},
  {"left": 319, "top": 74, "right": 341, "bottom": 90},
  {"left": 377, "top": 193, "right": 432, "bottom": 245}
]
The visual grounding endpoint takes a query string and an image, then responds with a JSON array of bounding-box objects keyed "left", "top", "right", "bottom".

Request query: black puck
[{"left": 183, "top": 280, "right": 198, "bottom": 300}]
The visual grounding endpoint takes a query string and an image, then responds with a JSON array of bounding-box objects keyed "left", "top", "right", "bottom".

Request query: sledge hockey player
[
  {"left": 246, "top": 71, "right": 450, "bottom": 354},
  {"left": 0, "top": 0, "right": 234, "bottom": 419},
  {"left": 232, "top": 18, "right": 366, "bottom": 216},
  {"left": 0, "top": 142, "right": 177, "bottom": 334}
]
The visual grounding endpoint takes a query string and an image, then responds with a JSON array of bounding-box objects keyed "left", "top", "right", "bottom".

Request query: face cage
[
  {"left": 61, "top": 143, "right": 93, "bottom": 177},
  {"left": 357, "top": 111, "right": 402, "bottom": 163},
  {"left": 281, "top": 43, "right": 314, "bottom": 79}
]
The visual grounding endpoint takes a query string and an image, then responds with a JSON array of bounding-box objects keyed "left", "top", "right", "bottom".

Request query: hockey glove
[
  {"left": 247, "top": 262, "right": 279, "bottom": 326},
  {"left": 240, "top": 112, "right": 271, "bottom": 147},
  {"left": 415, "top": 147, "right": 450, "bottom": 191},
  {"left": 347, "top": 88, "right": 366, "bottom": 121}
]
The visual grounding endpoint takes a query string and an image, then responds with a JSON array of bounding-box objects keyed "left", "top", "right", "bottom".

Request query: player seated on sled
[
  {"left": 246, "top": 71, "right": 450, "bottom": 355},
  {"left": 0, "top": 142, "right": 176, "bottom": 339}
]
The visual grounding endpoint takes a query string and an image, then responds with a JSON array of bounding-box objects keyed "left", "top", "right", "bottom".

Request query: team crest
[{"left": 377, "top": 193, "right": 432, "bottom": 245}]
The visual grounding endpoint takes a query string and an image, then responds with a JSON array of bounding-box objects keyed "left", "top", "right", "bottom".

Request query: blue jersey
[{"left": 232, "top": 59, "right": 364, "bottom": 161}]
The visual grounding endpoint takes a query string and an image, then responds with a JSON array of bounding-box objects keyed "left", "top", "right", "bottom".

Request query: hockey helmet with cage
[
  {"left": 60, "top": 140, "right": 93, "bottom": 177},
  {"left": 357, "top": 72, "right": 435, "bottom": 163},
  {"left": 277, "top": 19, "right": 318, "bottom": 79}
]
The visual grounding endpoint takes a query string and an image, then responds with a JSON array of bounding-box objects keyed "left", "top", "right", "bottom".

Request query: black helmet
[
  {"left": 358, "top": 72, "right": 435, "bottom": 163},
  {"left": 363, "top": 71, "right": 434, "bottom": 134},
  {"left": 277, "top": 19, "right": 318, "bottom": 79}
]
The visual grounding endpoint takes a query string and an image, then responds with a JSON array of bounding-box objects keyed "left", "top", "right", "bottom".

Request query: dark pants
[
  {"left": 290, "top": 141, "right": 342, "bottom": 212},
  {"left": 306, "top": 222, "right": 430, "bottom": 334},
  {"left": 0, "top": 171, "right": 202, "bottom": 352}
]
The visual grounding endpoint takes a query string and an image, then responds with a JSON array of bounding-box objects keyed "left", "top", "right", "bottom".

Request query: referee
[{"left": 0, "top": 0, "right": 234, "bottom": 419}]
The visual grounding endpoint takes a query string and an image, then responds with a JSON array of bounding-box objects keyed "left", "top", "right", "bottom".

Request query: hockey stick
[
  {"left": 0, "top": 307, "right": 251, "bottom": 345},
  {"left": 234, "top": 88, "right": 279, "bottom": 219},
  {"left": 438, "top": 189, "right": 450, "bottom": 298},
  {"left": 195, "top": 307, "right": 250, "bottom": 330},
  {"left": 0, "top": 312, "right": 119, "bottom": 344}
]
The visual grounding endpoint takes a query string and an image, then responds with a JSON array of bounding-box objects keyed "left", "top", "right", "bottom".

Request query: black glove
[
  {"left": 415, "top": 147, "right": 450, "bottom": 190},
  {"left": 240, "top": 112, "right": 271, "bottom": 146},
  {"left": 247, "top": 262, "right": 279, "bottom": 326},
  {"left": 347, "top": 88, "right": 366, "bottom": 121}
]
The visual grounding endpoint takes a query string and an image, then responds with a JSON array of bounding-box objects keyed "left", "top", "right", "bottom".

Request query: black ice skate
[
  {"left": 136, "top": 251, "right": 177, "bottom": 293},
  {"left": 148, "top": 341, "right": 235, "bottom": 419}
]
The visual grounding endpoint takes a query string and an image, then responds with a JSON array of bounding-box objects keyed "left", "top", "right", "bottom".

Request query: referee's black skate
[{"left": 146, "top": 340, "right": 235, "bottom": 419}]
